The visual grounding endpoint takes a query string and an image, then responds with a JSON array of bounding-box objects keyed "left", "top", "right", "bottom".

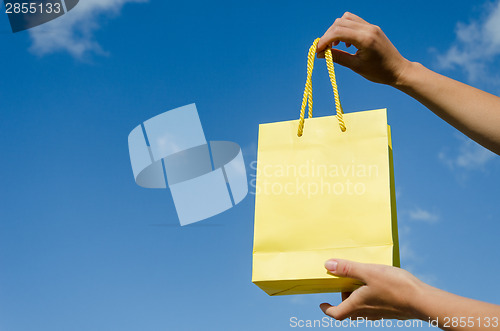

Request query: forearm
[
  {"left": 393, "top": 61, "right": 500, "bottom": 155},
  {"left": 412, "top": 282, "right": 500, "bottom": 330}
]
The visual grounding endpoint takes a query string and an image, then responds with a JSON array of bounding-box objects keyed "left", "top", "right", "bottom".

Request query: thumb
[
  {"left": 320, "top": 300, "right": 355, "bottom": 320},
  {"left": 329, "top": 48, "right": 358, "bottom": 70},
  {"left": 325, "top": 259, "right": 370, "bottom": 283}
]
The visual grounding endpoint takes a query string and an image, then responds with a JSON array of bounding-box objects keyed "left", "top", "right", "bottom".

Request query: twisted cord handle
[{"left": 297, "top": 38, "right": 346, "bottom": 137}]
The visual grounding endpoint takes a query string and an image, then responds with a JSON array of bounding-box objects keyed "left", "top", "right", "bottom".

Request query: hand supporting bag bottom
[{"left": 252, "top": 39, "right": 400, "bottom": 296}]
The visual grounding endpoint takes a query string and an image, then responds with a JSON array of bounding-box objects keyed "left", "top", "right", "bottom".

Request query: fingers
[
  {"left": 320, "top": 303, "right": 337, "bottom": 318},
  {"left": 342, "top": 12, "right": 368, "bottom": 24},
  {"left": 318, "top": 22, "right": 362, "bottom": 52},
  {"left": 317, "top": 13, "right": 371, "bottom": 52},
  {"left": 317, "top": 12, "right": 376, "bottom": 55},
  {"left": 329, "top": 49, "right": 358, "bottom": 68},
  {"left": 333, "top": 18, "right": 371, "bottom": 33},
  {"left": 320, "top": 300, "right": 355, "bottom": 320},
  {"left": 324, "top": 259, "right": 372, "bottom": 283}
]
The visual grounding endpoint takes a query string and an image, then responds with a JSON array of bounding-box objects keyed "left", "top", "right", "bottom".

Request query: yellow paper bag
[{"left": 252, "top": 39, "right": 399, "bottom": 296}]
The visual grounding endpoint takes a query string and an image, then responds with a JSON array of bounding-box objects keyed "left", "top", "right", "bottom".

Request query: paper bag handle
[{"left": 297, "top": 38, "right": 346, "bottom": 137}]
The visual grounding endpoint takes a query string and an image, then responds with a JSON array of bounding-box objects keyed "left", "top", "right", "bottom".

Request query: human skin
[
  {"left": 316, "top": 12, "right": 500, "bottom": 330},
  {"left": 321, "top": 259, "right": 500, "bottom": 330},
  {"left": 317, "top": 12, "right": 500, "bottom": 155}
]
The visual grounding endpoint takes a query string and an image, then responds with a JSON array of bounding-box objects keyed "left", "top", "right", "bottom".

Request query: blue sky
[{"left": 1, "top": 0, "right": 500, "bottom": 330}]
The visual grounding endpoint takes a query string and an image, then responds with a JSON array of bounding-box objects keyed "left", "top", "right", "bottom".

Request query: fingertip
[
  {"left": 320, "top": 303, "right": 338, "bottom": 318},
  {"left": 324, "top": 259, "right": 338, "bottom": 272},
  {"left": 319, "top": 302, "right": 332, "bottom": 313},
  {"left": 316, "top": 39, "right": 327, "bottom": 53}
]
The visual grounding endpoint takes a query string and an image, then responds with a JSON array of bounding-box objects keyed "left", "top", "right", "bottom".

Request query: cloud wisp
[
  {"left": 439, "top": 137, "right": 496, "bottom": 171},
  {"left": 436, "top": 1, "right": 500, "bottom": 83},
  {"left": 28, "top": 0, "right": 147, "bottom": 59},
  {"left": 408, "top": 208, "right": 440, "bottom": 223}
]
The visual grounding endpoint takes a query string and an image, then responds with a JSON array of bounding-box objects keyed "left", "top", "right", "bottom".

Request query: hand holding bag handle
[{"left": 297, "top": 38, "right": 346, "bottom": 137}]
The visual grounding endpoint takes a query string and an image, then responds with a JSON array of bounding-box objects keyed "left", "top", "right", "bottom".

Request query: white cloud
[
  {"left": 439, "top": 137, "right": 496, "bottom": 170},
  {"left": 28, "top": 0, "right": 147, "bottom": 59},
  {"left": 398, "top": 215, "right": 438, "bottom": 286},
  {"left": 408, "top": 208, "right": 439, "bottom": 223},
  {"left": 436, "top": 1, "right": 500, "bottom": 82},
  {"left": 399, "top": 241, "right": 417, "bottom": 262}
]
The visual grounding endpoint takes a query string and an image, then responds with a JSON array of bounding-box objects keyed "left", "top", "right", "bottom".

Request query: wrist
[
  {"left": 407, "top": 279, "right": 437, "bottom": 321},
  {"left": 390, "top": 60, "right": 423, "bottom": 90}
]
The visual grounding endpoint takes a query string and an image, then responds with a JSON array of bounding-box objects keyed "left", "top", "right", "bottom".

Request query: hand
[
  {"left": 320, "top": 259, "right": 425, "bottom": 321},
  {"left": 317, "top": 12, "right": 410, "bottom": 86}
]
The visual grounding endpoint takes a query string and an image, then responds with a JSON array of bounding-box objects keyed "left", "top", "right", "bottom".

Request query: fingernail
[{"left": 325, "top": 260, "right": 338, "bottom": 272}]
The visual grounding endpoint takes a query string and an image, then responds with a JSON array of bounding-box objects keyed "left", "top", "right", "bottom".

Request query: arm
[
  {"left": 317, "top": 12, "right": 500, "bottom": 155},
  {"left": 321, "top": 259, "right": 500, "bottom": 330}
]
